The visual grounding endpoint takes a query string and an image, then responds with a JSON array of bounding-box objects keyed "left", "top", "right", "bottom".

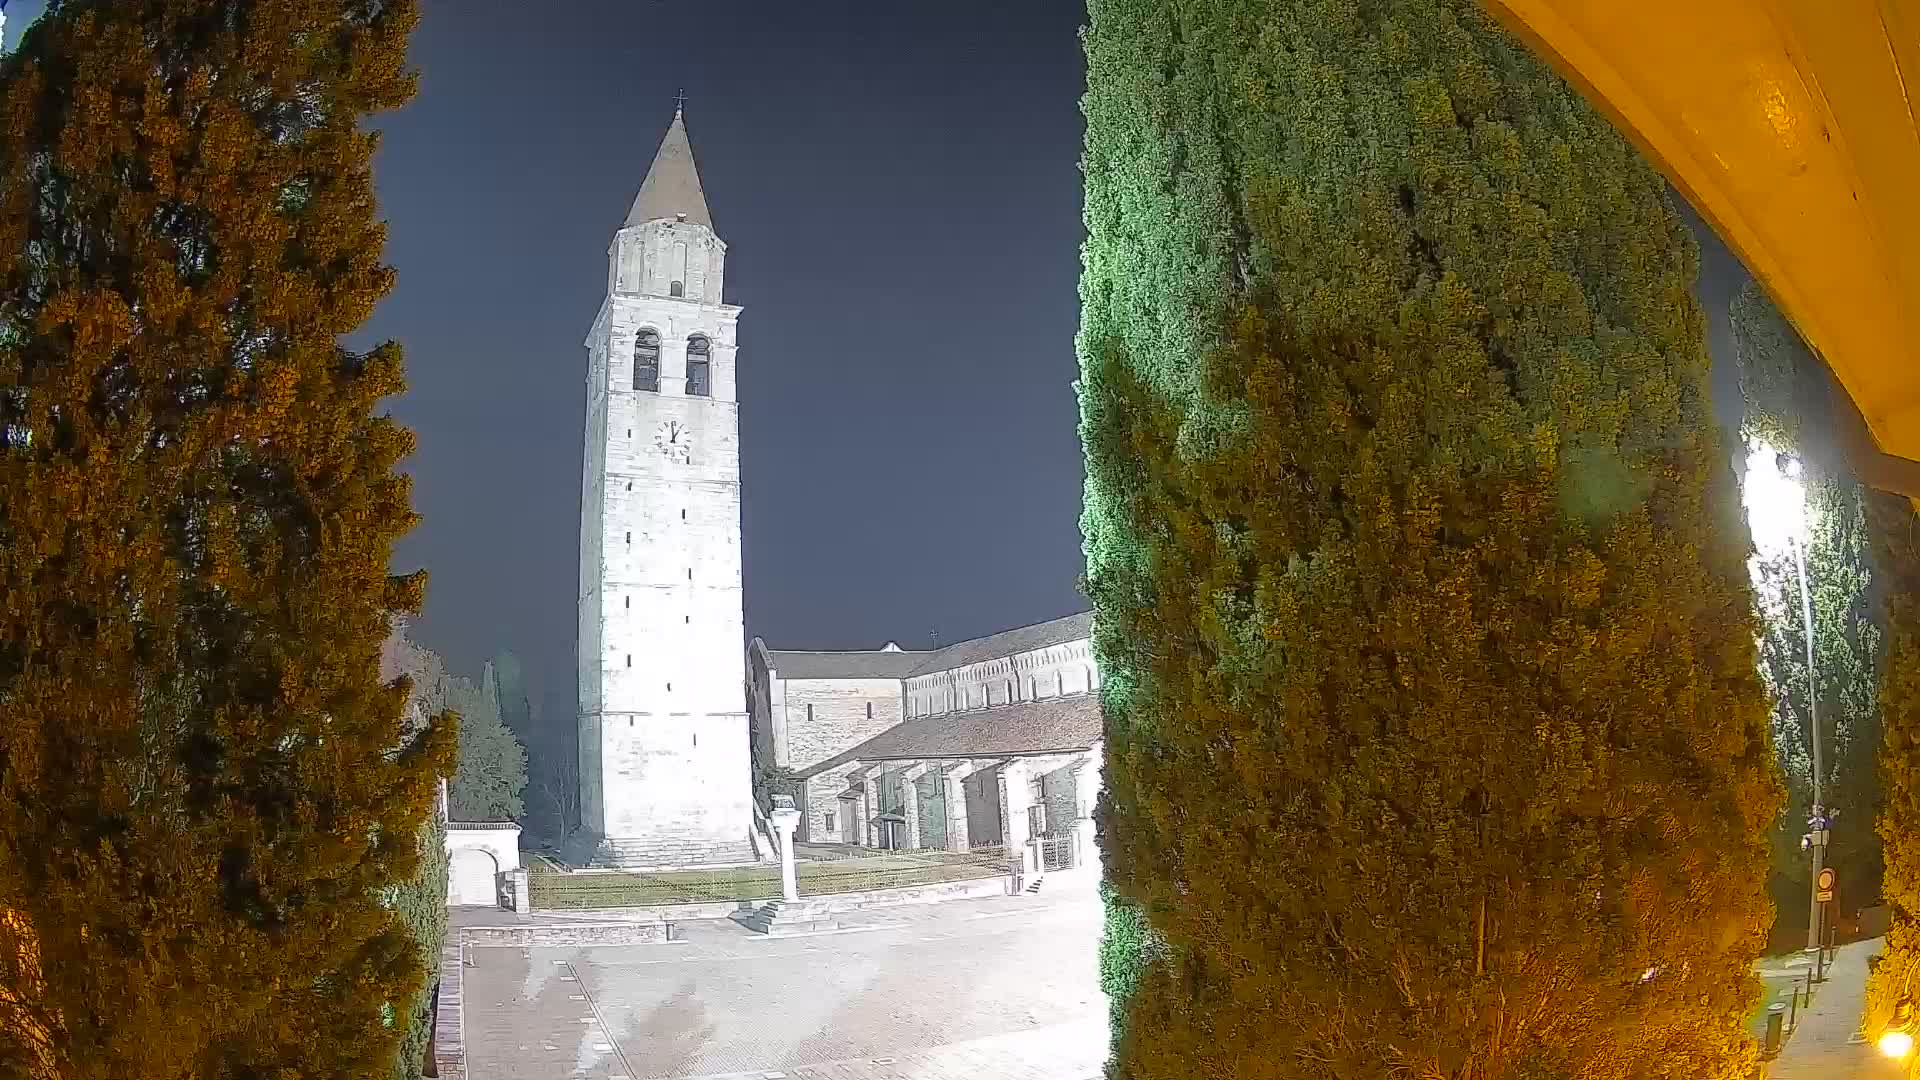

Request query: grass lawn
[
  {"left": 528, "top": 848, "right": 1012, "bottom": 909},
  {"left": 1747, "top": 969, "right": 1814, "bottom": 1040}
]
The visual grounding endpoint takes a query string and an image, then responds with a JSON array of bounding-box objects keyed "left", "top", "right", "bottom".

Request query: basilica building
[{"left": 747, "top": 613, "right": 1104, "bottom": 878}]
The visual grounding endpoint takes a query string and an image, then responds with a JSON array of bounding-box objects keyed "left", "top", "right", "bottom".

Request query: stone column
[
  {"left": 942, "top": 763, "right": 976, "bottom": 852},
  {"left": 859, "top": 775, "right": 878, "bottom": 848},
  {"left": 771, "top": 804, "right": 801, "bottom": 902},
  {"left": 1071, "top": 752, "right": 1100, "bottom": 872},
  {"left": 899, "top": 764, "right": 929, "bottom": 850},
  {"left": 848, "top": 783, "right": 870, "bottom": 849},
  {"left": 999, "top": 759, "right": 1037, "bottom": 883}
]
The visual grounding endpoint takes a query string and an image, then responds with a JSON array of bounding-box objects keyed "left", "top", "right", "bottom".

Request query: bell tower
[{"left": 577, "top": 105, "right": 755, "bottom": 865}]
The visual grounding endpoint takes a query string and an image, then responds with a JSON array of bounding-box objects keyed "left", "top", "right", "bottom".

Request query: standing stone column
[
  {"left": 900, "top": 764, "right": 929, "bottom": 849},
  {"left": 999, "top": 759, "right": 1036, "bottom": 883},
  {"left": 1071, "top": 750, "right": 1101, "bottom": 872},
  {"left": 943, "top": 763, "right": 975, "bottom": 852},
  {"left": 848, "top": 786, "right": 870, "bottom": 848}
]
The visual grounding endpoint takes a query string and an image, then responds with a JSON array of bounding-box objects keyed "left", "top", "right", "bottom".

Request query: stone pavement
[
  {"left": 1768, "top": 938, "right": 1903, "bottom": 1079},
  {"left": 462, "top": 889, "right": 1109, "bottom": 1080}
]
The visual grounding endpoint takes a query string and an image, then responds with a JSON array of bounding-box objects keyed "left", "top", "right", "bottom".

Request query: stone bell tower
[{"left": 576, "top": 104, "right": 756, "bottom": 866}]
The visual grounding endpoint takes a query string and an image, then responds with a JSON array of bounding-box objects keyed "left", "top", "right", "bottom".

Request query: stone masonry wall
[{"left": 781, "top": 677, "right": 903, "bottom": 840}]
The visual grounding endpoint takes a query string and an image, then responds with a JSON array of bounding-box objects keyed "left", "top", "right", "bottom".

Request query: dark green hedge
[{"left": 1077, "top": 1, "right": 1779, "bottom": 1075}]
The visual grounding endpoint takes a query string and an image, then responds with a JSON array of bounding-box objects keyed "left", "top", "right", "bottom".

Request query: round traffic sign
[{"left": 1817, "top": 867, "right": 1837, "bottom": 891}]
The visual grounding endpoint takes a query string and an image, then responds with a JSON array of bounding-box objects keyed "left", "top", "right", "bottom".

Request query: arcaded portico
[{"left": 747, "top": 614, "right": 1105, "bottom": 883}]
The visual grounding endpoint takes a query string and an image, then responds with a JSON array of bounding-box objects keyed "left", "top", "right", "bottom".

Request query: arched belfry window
[
  {"left": 634, "top": 329, "right": 660, "bottom": 392},
  {"left": 686, "top": 335, "right": 712, "bottom": 397}
]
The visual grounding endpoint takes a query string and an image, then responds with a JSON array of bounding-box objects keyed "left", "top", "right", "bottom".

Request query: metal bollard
[
  {"left": 1789, "top": 975, "right": 1801, "bottom": 1031},
  {"left": 1764, "top": 1003, "right": 1787, "bottom": 1058}
]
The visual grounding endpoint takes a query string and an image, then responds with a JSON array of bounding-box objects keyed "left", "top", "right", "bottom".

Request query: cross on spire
[{"left": 674, "top": 88, "right": 687, "bottom": 117}]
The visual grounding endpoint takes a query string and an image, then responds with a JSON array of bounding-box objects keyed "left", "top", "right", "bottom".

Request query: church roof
[
  {"left": 797, "top": 692, "right": 1103, "bottom": 777},
  {"left": 763, "top": 648, "right": 926, "bottom": 681},
  {"left": 906, "top": 611, "right": 1093, "bottom": 677},
  {"left": 625, "top": 108, "right": 712, "bottom": 229},
  {"left": 762, "top": 611, "right": 1094, "bottom": 683}
]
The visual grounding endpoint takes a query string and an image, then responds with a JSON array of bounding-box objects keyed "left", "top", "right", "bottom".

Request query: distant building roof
[
  {"left": 908, "top": 611, "right": 1093, "bottom": 677},
  {"left": 798, "top": 693, "right": 1102, "bottom": 777},
  {"left": 763, "top": 611, "right": 1094, "bottom": 683},
  {"left": 763, "top": 649, "right": 928, "bottom": 680}
]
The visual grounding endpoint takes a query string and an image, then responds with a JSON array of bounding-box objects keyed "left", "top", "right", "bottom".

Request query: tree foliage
[
  {"left": 1730, "top": 281, "right": 1885, "bottom": 934},
  {"left": 1866, "top": 492, "right": 1920, "bottom": 1035},
  {"left": 383, "top": 740, "right": 448, "bottom": 1080},
  {"left": 383, "top": 623, "right": 527, "bottom": 821},
  {"left": 1077, "top": 1, "right": 1778, "bottom": 1076},
  {"left": 447, "top": 660, "right": 526, "bottom": 821},
  {"left": 0, "top": 2, "right": 448, "bottom": 1077}
]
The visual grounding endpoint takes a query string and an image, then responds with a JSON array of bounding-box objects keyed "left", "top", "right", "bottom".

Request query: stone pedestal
[{"left": 771, "top": 806, "right": 801, "bottom": 902}]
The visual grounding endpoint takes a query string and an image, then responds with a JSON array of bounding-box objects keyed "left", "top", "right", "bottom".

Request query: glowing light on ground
[{"left": 1879, "top": 1029, "right": 1913, "bottom": 1059}]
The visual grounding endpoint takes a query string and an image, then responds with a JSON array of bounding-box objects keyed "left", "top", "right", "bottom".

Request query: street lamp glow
[
  {"left": 1879, "top": 1029, "right": 1913, "bottom": 1059},
  {"left": 1742, "top": 440, "right": 1808, "bottom": 560}
]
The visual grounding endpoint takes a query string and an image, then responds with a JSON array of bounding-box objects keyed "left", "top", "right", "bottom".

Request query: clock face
[{"left": 653, "top": 420, "right": 691, "bottom": 464}]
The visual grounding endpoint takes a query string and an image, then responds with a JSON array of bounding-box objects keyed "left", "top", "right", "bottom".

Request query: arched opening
[
  {"left": 633, "top": 329, "right": 660, "bottom": 392},
  {"left": 686, "top": 335, "right": 711, "bottom": 397},
  {"left": 447, "top": 847, "right": 500, "bottom": 907}
]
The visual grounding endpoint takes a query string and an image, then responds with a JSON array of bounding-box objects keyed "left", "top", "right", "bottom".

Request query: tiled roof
[
  {"left": 798, "top": 693, "right": 1102, "bottom": 777},
  {"left": 907, "top": 611, "right": 1094, "bottom": 677},
  {"left": 763, "top": 649, "right": 928, "bottom": 680},
  {"left": 764, "top": 611, "right": 1094, "bottom": 683}
]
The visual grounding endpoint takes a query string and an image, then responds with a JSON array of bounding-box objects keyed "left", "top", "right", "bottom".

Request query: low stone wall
[
  {"left": 457, "top": 920, "right": 669, "bottom": 947},
  {"left": 547, "top": 899, "right": 749, "bottom": 923},
  {"left": 781, "top": 875, "right": 1010, "bottom": 915},
  {"left": 431, "top": 940, "right": 466, "bottom": 1080}
]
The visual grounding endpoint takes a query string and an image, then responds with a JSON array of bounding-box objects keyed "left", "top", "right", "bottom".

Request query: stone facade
[{"left": 577, "top": 109, "right": 755, "bottom": 866}]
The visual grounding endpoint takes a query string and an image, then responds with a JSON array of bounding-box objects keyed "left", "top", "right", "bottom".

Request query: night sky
[
  {"left": 361, "top": 2, "right": 1093, "bottom": 735},
  {"left": 0, "top": 1, "right": 1750, "bottom": 751}
]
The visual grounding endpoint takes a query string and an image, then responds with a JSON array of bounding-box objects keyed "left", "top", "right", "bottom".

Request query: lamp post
[
  {"left": 1786, "top": 513, "right": 1829, "bottom": 954},
  {"left": 1742, "top": 445, "right": 1830, "bottom": 955}
]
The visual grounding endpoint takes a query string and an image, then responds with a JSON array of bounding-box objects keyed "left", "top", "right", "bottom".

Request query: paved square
[{"left": 463, "top": 889, "right": 1109, "bottom": 1080}]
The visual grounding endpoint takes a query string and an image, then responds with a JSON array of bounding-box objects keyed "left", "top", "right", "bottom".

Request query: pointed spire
[{"left": 625, "top": 97, "right": 712, "bottom": 229}]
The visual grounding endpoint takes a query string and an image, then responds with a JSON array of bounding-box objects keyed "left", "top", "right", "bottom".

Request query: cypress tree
[
  {"left": 448, "top": 661, "right": 527, "bottom": 821},
  {"left": 1731, "top": 281, "right": 1885, "bottom": 934},
  {"left": 0, "top": 2, "right": 448, "bottom": 1077},
  {"left": 1866, "top": 492, "right": 1920, "bottom": 1034},
  {"left": 1077, "top": 1, "right": 1779, "bottom": 1075},
  {"left": 384, "top": 752, "right": 449, "bottom": 1080}
]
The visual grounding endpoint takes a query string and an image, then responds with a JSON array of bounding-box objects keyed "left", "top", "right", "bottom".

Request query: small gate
[{"left": 1039, "top": 832, "right": 1076, "bottom": 872}]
